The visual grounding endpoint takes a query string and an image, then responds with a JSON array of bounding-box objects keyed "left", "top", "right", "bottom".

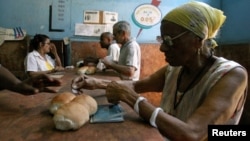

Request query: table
[{"left": 0, "top": 70, "right": 165, "bottom": 141}]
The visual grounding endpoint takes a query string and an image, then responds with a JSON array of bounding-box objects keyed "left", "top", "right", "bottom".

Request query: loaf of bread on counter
[
  {"left": 71, "top": 94, "right": 98, "bottom": 115},
  {"left": 53, "top": 101, "right": 89, "bottom": 130},
  {"left": 77, "top": 66, "right": 89, "bottom": 75},
  {"left": 77, "top": 66, "right": 96, "bottom": 75},
  {"left": 49, "top": 92, "right": 76, "bottom": 114},
  {"left": 52, "top": 93, "right": 98, "bottom": 130},
  {"left": 85, "top": 66, "right": 96, "bottom": 75}
]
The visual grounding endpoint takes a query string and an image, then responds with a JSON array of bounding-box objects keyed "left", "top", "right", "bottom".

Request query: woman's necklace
[{"left": 174, "top": 55, "right": 214, "bottom": 109}]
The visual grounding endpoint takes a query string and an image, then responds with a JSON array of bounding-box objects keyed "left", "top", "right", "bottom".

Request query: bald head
[
  {"left": 100, "top": 32, "right": 113, "bottom": 40},
  {"left": 100, "top": 32, "right": 114, "bottom": 49}
]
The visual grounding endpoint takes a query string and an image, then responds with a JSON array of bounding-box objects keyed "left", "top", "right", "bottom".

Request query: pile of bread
[
  {"left": 49, "top": 92, "right": 98, "bottom": 130},
  {"left": 77, "top": 66, "right": 97, "bottom": 75}
]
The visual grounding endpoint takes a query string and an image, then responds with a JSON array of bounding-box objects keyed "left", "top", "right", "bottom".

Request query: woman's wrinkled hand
[
  {"left": 106, "top": 81, "right": 137, "bottom": 104},
  {"left": 71, "top": 75, "right": 97, "bottom": 93}
]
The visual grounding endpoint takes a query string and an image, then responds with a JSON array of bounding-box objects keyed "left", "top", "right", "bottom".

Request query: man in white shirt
[{"left": 99, "top": 32, "right": 120, "bottom": 62}]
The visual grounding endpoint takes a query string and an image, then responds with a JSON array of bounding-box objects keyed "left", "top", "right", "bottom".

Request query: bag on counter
[{"left": 96, "top": 59, "right": 106, "bottom": 71}]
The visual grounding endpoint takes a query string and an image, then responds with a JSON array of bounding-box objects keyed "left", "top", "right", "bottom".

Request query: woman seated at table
[{"left": 25, "top": 34, "right": 64, "bottom": 77}]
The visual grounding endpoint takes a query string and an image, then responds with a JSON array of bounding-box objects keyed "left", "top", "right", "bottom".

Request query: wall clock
[{"left": 132, "top": 4, "right": 162, "bottom": 29}]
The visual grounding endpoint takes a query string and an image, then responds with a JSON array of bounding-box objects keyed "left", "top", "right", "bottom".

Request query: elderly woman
[
  {"left": 25, "top": 34, "right": 64, "bottom": 77},
  {"left": 71, "top": 1, "right": 248, "bottom": 140}
]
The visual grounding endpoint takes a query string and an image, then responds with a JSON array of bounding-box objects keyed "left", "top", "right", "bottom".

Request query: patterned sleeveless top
[{"left": 160, "top": 57, "right": 247, "bottom": 124}]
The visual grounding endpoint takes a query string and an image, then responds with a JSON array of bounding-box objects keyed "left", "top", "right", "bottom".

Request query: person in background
[
  {"left": 25, "top": 34, "right": 64, "bottom": 77},
  {"left": 0, "top": 64, "right": 62, "bottom": 94},
  {"left": 101, "top": 21, "right": 141, "bottom": 81},
  {"left": 99, "top": 32, "right": 120, "bottom": 62},
  {"left": 71, "top": 1, "right": 248, "bottom": 140}
]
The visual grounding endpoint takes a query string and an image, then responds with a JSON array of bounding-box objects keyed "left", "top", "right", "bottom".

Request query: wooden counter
[{"left": 0, "top": 70, "right": 165, "bottom": 141}]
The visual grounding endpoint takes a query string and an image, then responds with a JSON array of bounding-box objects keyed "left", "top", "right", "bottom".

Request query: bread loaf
[
  {"left": 72, "top": 94, "right": 98, "bottom": 115},
  {"left": 77, "top": 66, "right": 96, "bottom": 75},
  {"left": 51, "top": 93, "right": 98, "bottom": 130},
  {"left": 53, "top": 101, "right": 89, "bottom": 130},
  {"left": 85, "top": 66, "right": 96, "bottom": 75},
  {"left": 77, "top": 66, "right": 89, "bottom": 75},
  {"left": 49, "top": 92, "right": 76, "bottom": 114}
]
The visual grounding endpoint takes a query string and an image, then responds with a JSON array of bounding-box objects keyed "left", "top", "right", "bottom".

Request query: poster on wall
[{"left": 51, "top": 0, "right": 70, "bottom": 31}]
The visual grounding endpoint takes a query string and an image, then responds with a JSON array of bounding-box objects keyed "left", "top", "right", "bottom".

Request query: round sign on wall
[{"left": 132, "top": 4, "right": 162, "bottom": 29}]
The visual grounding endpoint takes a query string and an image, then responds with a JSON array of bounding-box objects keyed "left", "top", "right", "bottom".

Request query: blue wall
[
  {"left": 0, "top": 0, "right": 248, "bottom": 44},
  {"left": 220, "top": 0, "right": 250, "bottom": 44}
]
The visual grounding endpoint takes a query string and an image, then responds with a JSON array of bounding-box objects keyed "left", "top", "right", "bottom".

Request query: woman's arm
[
  {"left": 134, "top": 65, "right": 167, "bottom": 93},
  {"left": 0, "top": 65, "right": 21, "bottom": 91},
  {"left": 27, "top": 70, "right": 54, "bottom": 77},
  {"left": 50, "top": 43, "right": 64, "bottom": 71},
  {"left": 0, "top": 65, "right": 62, "bottom": 94},
  {"left": 71, "top": 65, "right": 167, "bottom": 94},
  {"left": 106, "top": 67, "right": 248, "bottom": 141}
]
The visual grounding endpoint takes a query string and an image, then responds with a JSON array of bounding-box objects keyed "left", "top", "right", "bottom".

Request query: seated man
[{"left": 99, "top": 32, "right": 120, "bottom": 62}]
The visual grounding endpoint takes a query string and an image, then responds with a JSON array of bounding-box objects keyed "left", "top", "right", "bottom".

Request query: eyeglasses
[{"left": 158, "top": 31, "right": 188, "bottom": 46}]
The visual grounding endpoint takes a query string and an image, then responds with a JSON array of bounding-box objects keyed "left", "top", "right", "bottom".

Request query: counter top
[{"left": 0, "top": 69, "right": 165, "bottom": 141}]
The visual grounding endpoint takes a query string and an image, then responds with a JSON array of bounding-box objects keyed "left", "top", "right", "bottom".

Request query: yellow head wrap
[{"left": 162, "top": 1, "right": 226, "bottom": 48}]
